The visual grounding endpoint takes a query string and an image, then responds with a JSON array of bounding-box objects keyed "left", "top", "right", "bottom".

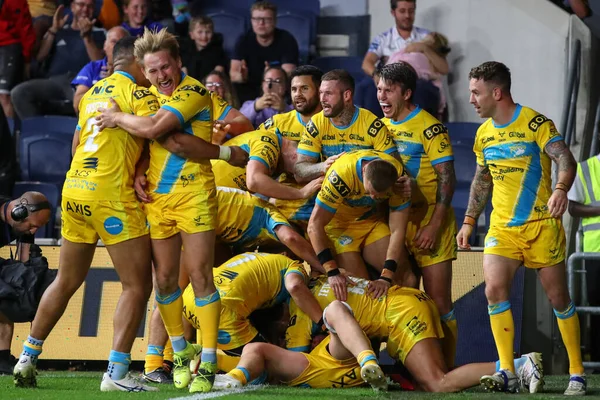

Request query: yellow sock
[
  {"left": 488, "top": 301, "right": 515, "bottom": 373},
  {"left": 228, "top": 367, "right": 249, "bottom": 385},
  {"left": 156, "top": 289, "right": 185, "bottom": 338},
  {"left": 441, "top": 309, "right": 458, "bottom": 369},
  {"left": 164, "top": 340, "right": 174, "bottom": 363},
  {"left": 217, "top": 350, "right": 240, "bottom": 373},
  {"left": 195, "top": 291, "right": 221, "bottom": 364},
  {"left": 144, "top": 355, "right": 163, "bottom": 374},
  {"left": 555, "top": 302, "right": 584, "bottom": 375},
  {"left": 357, "top": 350, "right": 378, "bottom": 368}
]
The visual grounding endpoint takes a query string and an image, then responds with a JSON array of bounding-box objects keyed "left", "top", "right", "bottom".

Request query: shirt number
[{"left": 83, "top": 119, "right": 100, "bottom": 152}]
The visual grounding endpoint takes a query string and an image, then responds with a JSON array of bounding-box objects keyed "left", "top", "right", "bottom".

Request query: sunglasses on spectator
[
  {"left": 251, "top": 17, "right": 274, "bottom": 24},
  {"left": 205, "top": 82, "right": 222, "bottom": 88}
]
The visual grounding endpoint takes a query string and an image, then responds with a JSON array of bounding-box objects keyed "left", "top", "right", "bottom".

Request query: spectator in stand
[
  {"left": 11, "top": 0, "right": 105, "bottom": 119},
  {"left": 204, "top": 69, "right": 240, "bottom": 109},
  {"left": 362, "top": 0, "right": 448, "bottom": 78},
  {"left": 180, "top": 16, "right": 228, "bottom": 82},
  {"left": 230, "top": 1, "right": 299, "bottom": 103},
  {"left": 0, "top": 0, "right": 36, "bottom": 118},
  {"left": 121, "top": 0, "right": 162, "bottom": 37},
  {"left": 240, "top": 65, "right": 292, "bottom": 128},
  {"left": 72, "top": 26, "right": 129, "bottom": 115},
  {"left": 26, "top": 0, "right": 57, "bottom": 53}
]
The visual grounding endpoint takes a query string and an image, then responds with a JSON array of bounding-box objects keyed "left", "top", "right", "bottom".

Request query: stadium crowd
[{"left": 0, "top": 0, "right": 592, "bottom": 397}]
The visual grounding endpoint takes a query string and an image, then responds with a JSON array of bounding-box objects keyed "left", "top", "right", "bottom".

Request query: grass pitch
[{"left": 0, "top": 371, "right": 596, "bottom": 399}]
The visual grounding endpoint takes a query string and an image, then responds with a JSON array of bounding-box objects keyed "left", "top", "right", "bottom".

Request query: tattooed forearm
[
  {"left": 295, "top": 154, "right": 324, "bottom": 183},
  {"left": 465, "top": 164, "right": 493, "bottom": 219},
  {"left": 433, "top": 161, "right": 456, "bottom": 206},
  {"left": 545, "top": 140, "right": 577, "bottom": 189}
]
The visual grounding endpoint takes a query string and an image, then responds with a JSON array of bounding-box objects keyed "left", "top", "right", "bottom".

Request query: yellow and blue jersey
[
  {"left": 383, "top": 107, "right": 454, "bottom": 206},
  {"left": 316, "top": 150, "right": 411, "bottom": 220},
  {"left": 212, "top": 252, "right": 308, "bottom": 317},
  {"left": 210, "top": 91, "right": 232, "bottom": 122},
  {"left": 298, "top": 107, "right": 397, "bottom": 160},
  {"left": 258, "top": 110, "right": 307, "bottom": 142},
  {"left": 65, "top": 71, "right": 156, "bottom": 201},
  {"left": 474, "top": 104, "right": 563, "bottom": 227},
  {"left": 215, "top": 186, "right": 290, "bottom": 249},
  {"left": 212, "top": 130, "right": 283, "bottom": 191},
  {"left": 147, "top": 73, "right": 215, "bottom": 194}
]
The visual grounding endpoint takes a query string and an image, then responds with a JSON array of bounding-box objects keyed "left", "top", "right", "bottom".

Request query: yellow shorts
[
  {"left": 384, "top": 287, "right": 444, "bottom": 363},
  {"left": 61, "top": 197, "right": 148, "bottom": 245},
  {"left": 406, "top": 205, "right": 458, "bottom": 267},
  {"left": 145, "top": 190, "right": 217, "bottom": 239},
  {"left": 483, "top": 218, "right": 566, "bottom": 268},
  {"left": 183, "top": 286, "right": 257, "bottom": 352},
  {"left": 285, "top": 336, "right": 364, "bottom": 388},
  {"left": 326, "top": 218, "right": 390, "bottom": 255},
  {"left": 273, "top": 173, "right": 316, "bottom": 226},
  {"left": 228, "top": 202, "right": 291, "bottom": 252}
]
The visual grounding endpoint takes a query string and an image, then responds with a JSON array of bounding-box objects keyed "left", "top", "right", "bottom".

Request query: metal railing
[
  {"left": 561, "top": 39, "right": 581, "bottom": 147},
  {"left": 567, "top": 252, "right": 600, "bottom": 368}
]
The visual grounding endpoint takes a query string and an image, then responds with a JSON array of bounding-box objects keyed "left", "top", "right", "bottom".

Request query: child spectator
[
  {"left": 180, "top": 16, "right": 228, "bottom": 82},
  {"left": 121, "top": 0, "right": 162, "bottom": 37}
]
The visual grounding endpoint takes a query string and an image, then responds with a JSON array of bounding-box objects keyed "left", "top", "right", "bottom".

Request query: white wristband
[{"left": 219, "top": 145, "right": 231, "bottom": 161}]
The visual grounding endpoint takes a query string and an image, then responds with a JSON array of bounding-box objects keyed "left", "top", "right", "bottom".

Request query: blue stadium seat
[
  {"left": 310, "top": 56, "right": 369, "bottom": 85},
  {"left": 452, "top": 143, "right": 477, "bottom": 187},
  {"left": 277, "top": 11, "right": 312, "bottom": 63},
  {"left": 19, "top": 133, "right": 72, "bottom": 186},
  {"left": 267, "top": 0, "right": 320, "bottom": 16},
  {"left": 12, "top": 181, "right": 60, "bottom": 239},
  {"left": 452, "top": 187, "right": 477, "bottom": 246},
  {"left": 20, "top": 116, "right": 77, "bottom": 139},
  {"left": 445, "top": 122, "right": 479, "bottom": 145},
  {"left": 204, "top": 8, "right": 248, "bottom": 58}
]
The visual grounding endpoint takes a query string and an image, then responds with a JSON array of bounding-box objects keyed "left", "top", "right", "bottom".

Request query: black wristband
[
  {"left": 383, "top": 259, "right": 397, "bottom": 273},
  {"left": 327, "top": 268, "right": 341, "bottom": 277},
  {"left": 379, "top": 276, "right": 392, "bottom": 284},
  {"left": 318, "top": 248, "right": 334, "bottom": 265}
]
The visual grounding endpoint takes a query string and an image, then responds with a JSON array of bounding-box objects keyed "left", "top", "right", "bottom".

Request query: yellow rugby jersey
[
  {"left": 298, "top": 107, "right": 397, "bottom": 160},
  {"left": 213, "top": 252, "right": 308, "bottom": 317},
  {"left": 210, "top": 91, "right": 232, "bottom": 121},
  {"left": 215, "top": 186, "right": 289, "bottom": 246},
  {"left": 474, "top": 104, "right": 563, "bottom": 227},
  {"left": 64, "top": 71, "right": 157, "bottom": 201},
  {"left": 383, "top": 107, "right": 454, "bottom": 205},
  {"left": 147, "top": 73, "right": 214, "bottom": 194},
  {"left": 316, "top": 150, "right": 411, "bottom": 220},
  {"left": 258, "top": 110, "right": 307, "bottom": 141},
  {"left": 212, "top": 130, "right": 282, "bottom": 190}
]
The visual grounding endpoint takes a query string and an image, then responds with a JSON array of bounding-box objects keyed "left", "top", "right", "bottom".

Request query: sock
[
  {"left": 228, "top": 367, "right": 250, "bottom": 385},
  {"left": 107, "top": 350, "right": 131, "bottom": 381},
  {"left": 554, "top": 302, "right": 584, "bottom": 375},
  {"left": 497, "top": 355, "right": 528, "bottom": 372},
  {"left": 488, "top": 301, "right": 515, "bottom": 373},
  {"left": 155, "top": 288, "right": 186, "bottom": 352},
  {"left": 144, "top": 345, "right": 164, "bottom": 374},
  {"left": 440, "top": 308, "right": 458, "bottom": 369},
  {"left": 357, "top": 350, "right": 378, "bottom": 368},
  {"left": 195, "top": 291, "right": 221, "bottom": 364},
  {"left": 217, "top": 350, "right": 240, "bottom": 373},
  {"left": 21, "top": 336, "right": 44, "bottom": 362},
  {"left": 164, "top": 340, "right": 174, "bottom": 364}
]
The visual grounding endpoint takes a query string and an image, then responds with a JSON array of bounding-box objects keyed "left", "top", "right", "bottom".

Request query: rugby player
[
  {"left": 456, "top": 61, "right": 584, "bottom": 395},
  {"left": 307, "top": 150, "right": 411, "bottom": 301},
  {"left": 94, "top": 28, "right": 244, "bottom": 392},
  {"left": 207, "top": 90, "right": 254, "bottom": 145},
  {"left": 14, "top": 37, "right": 156, "bottom": 392},
  {"left": 377, "top": 62, "right": 458, "bottom": 368}
]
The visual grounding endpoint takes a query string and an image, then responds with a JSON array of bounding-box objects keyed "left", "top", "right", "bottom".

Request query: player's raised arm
[
  {"left": 545, "top": 139, "right": 577, "bottom": 218},
  {"left": 158, "top": 133, "right": 248, "bottom": 167},
  {"left": 456, "top": 164, "right": 492, "bottom": 250},
  {"left": 247, "top": 159, "right": 322, "bottom": 200}
]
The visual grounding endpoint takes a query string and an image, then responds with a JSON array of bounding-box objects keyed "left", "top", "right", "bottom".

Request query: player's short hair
[
  {"left": 391, "top": 0, "right": 416, "bottom": 10},
  {"left": 468, "top": 61, "right": 512, "bottom": 93},
  {"left": 252, "top": 1, "right": 277, "bottom": 15},
  {"left": 113, "top": 36, "right": 137, "bottom": 64},
  {"left": 290, "top": 65, "right": 323, "bottom": 88},
  {"left": 189, "top": 15, "right": 214, "bottom": 32},
  {"left": 322, "top": 69, "right": 355, "bottom": 95},
  {"left": 379, "top": 62, "right": 417, "bottom": 100},
  {"left": 134, "top": 27, "right": 180, "bottom": 65},
  {"left": 364, "top": 160, "right": 398, "bottom": 193}
]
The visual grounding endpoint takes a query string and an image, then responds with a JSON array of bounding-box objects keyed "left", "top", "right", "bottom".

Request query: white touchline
[{"left": 167, "top": 385, "right": 262, "bottom": 400}]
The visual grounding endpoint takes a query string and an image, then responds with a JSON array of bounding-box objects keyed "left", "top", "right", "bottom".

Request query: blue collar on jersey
[
  {"left": 492, "top": 103, "right": 522, "bottom": 128},
  {"left": 356, "top": 156, "right": 379, "bottom": 182},
  {"left": 330, "top": 106, "right": 359, "bottom": 130},
  {"left": 114, "top": 70, "right": 136, "bottom": 83},
  {"left": 390, "top": 105, "right": 421, "bottom": 125},
  {"left": 295, "top": 111, "right": 307, "bottom": 126}
]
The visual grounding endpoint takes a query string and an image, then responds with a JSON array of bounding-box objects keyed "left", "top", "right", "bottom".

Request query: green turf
[{"left": 0, "top": 372, "right": 596, "bottom": 399}]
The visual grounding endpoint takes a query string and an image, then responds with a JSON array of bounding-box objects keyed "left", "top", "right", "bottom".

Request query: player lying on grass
[
  {"left": 214, "top": 276, "right": 544, "bottom": 393},
  {"left": 142, "top": 252, "right": 323, "bottom": 384}
]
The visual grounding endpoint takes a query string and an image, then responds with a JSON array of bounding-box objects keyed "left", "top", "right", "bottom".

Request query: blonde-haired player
[{"left": 95, "top": 28, "right": 245, "bottom": 393}]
